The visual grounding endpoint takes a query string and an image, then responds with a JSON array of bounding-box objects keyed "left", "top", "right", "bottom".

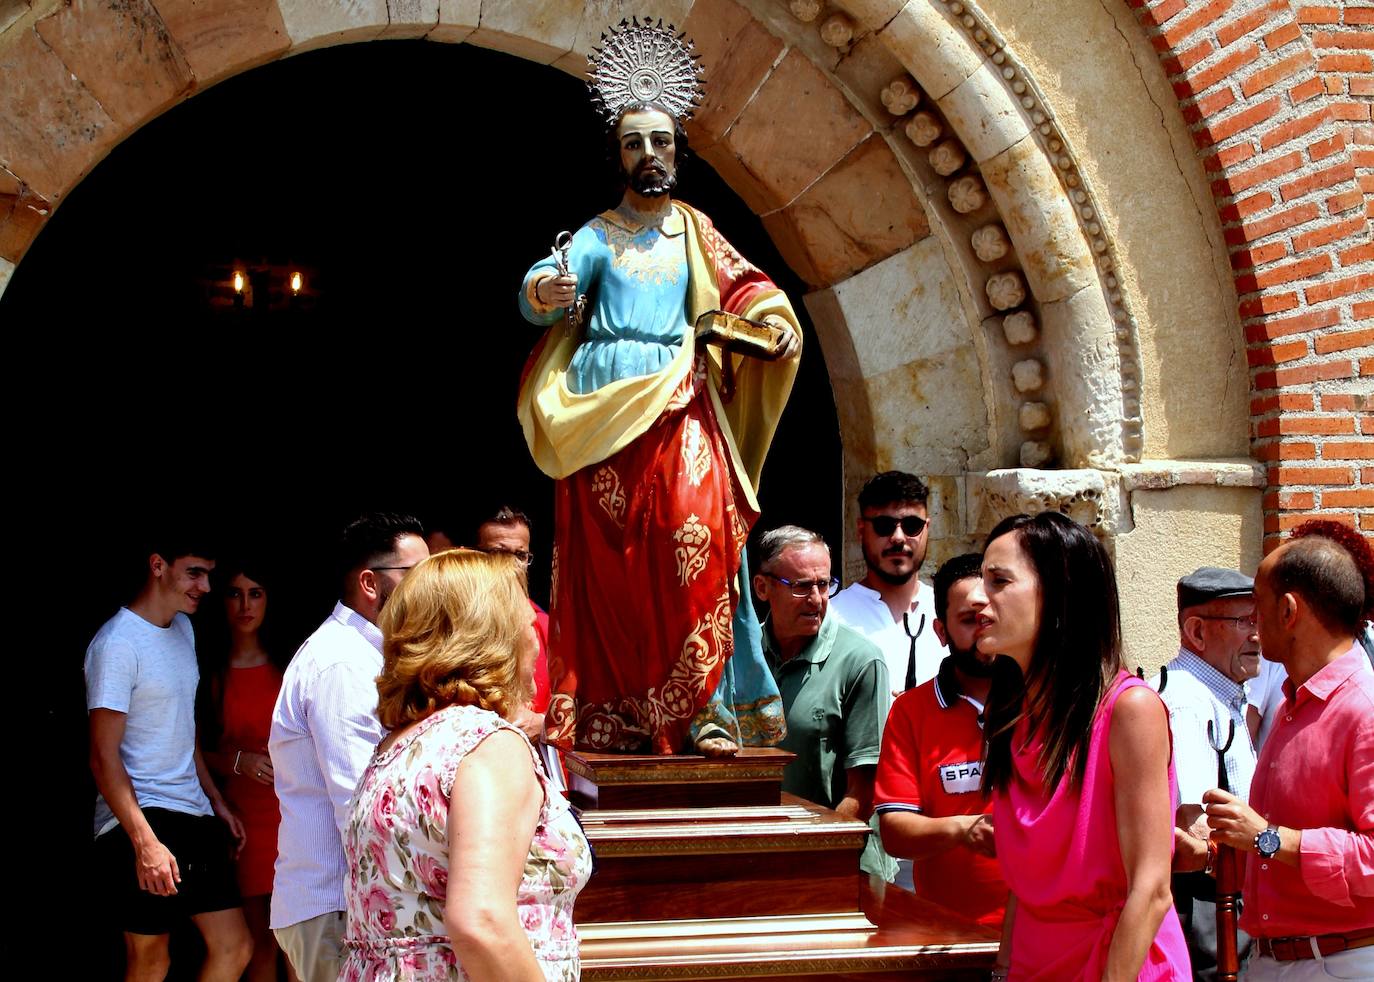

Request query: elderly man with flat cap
[{"left": 1161, "top": 567, "right": 1261, "bottom": 981}]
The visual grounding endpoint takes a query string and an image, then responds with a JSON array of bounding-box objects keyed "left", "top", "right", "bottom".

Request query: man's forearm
[
  {"left": 880, "top": 811, "right": 973, "bottom": 860},
  {"left": 843, "top": 766, "right": 876, "bottom": 821}
]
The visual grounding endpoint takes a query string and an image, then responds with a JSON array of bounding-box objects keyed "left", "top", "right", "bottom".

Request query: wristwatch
[{"left": 1255, "top": 824, "right": 1281, "bottom": 858}]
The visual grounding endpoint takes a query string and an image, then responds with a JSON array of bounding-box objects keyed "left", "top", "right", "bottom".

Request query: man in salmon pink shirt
[{"left": 1204, "top": 521, "right": 1374, "bottom": 981}]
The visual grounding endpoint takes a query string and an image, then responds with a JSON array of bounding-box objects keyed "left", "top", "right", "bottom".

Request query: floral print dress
[{"left": 342, "top": 704, "right": 593, "bottom": 981}]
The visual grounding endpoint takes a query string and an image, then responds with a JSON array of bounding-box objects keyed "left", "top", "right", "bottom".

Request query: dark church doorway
[{"left": 12, "top": 40, "right": 842, "bottom": 978}]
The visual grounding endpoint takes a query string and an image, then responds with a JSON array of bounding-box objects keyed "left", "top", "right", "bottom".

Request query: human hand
[
  {"left": 1202, "top": 788, "right": 1265, "bottom": 852},
  {"left": 1176, "top": 802, "right": 1210, "bottom": 842},
  {"left": 961, "top": 813, "right": 996, "bottom": 857},
  {"left": 766, "top": 317, "right": 800, "bottom": 360},
  {"left": 1172, "top": 828, "right": 1209, "bottom": 872},
  {"left": 238, "top": 751, "right": 274, "bottom": 787},
  {"left": 134, "top": 837, "right": 180, "bottom": 896},
  {"left": 510, "top": 705, "right": 546, "bottom": 742},
  {"left": 212, "top": 798, "right": 248, "bottom": 857},
  {"left": 538, "top": 273, "right": 579, "bottom": 307}
]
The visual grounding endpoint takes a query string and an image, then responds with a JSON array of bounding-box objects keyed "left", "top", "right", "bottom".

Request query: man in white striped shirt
[{"left": 269, "top": 513, "right": 428, "bottom": 982}]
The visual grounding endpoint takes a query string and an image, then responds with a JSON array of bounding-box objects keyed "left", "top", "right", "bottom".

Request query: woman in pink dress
[
  {"left": 971, "top": 512, "right": 1190, "bottom": 981},
  {"left": 200, "top": 560, "right": 295, "bottom": 982},
  {"left": 342, "top": 550, "right": 593, "bottom": 982}
]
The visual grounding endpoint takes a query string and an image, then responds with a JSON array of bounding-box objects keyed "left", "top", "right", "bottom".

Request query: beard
[
  {"left": 861, "top": 541, "right": 920, "bottom": 585},
  {"left": 628, "top": 162, "right": 677, "bottom": 197},
  {"left": 951, "top": 643, "right": 997, "bottom": 678}
]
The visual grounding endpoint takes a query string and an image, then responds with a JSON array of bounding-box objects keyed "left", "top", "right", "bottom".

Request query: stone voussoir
[{"left": 877, "top": 0, "right": 983, "bottom": 102}]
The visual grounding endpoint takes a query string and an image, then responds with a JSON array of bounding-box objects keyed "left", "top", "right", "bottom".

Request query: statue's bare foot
[{"left": 695, "top": 735, "right": 739, "bottom": 757}]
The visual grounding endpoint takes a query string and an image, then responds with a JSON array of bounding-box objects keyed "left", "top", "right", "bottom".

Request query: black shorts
[{"left": 94, "top": 808, "right": 241, "bottom": 935}]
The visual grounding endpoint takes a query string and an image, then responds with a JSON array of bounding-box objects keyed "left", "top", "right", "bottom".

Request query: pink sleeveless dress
[{"left": 993, "top": 672, "right": 1190, "bottom": 981}]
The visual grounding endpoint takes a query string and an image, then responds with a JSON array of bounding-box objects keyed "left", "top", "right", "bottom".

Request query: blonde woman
[{"left": 341, "top": 551, "right": 593, "bottom": 981}]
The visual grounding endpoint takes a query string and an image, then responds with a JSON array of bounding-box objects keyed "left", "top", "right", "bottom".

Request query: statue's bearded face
[{"left": 617, "top": 108, "right": 678, "bottom": 197}]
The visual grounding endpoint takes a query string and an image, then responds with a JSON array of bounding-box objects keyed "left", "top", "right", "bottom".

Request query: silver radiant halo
[{"left": 587, "top": 17, "right": 706, "bottom": 124}]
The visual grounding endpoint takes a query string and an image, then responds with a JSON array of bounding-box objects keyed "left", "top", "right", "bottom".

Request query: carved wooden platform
[
  {"left": 569, "top": 749, "right": 1000, "bottom": 981},
  {"left": 564, "top": 747, "right": 794, "bottom": 810}
]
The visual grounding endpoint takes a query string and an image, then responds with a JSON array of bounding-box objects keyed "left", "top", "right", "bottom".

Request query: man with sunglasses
[
  {"left": 755, "top": 525, "right": 894, "bottom": 877},
  {"left": 830, "top": 471, "right": 944, "bottom": 702},
  {"left": 1161, "top": 566, "right": 1261, "bottom": 981},
  {"left": 269, "top": 512, "right": 428, "bottom": 982}
]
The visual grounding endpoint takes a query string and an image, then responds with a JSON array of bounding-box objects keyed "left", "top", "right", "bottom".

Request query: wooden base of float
[{"left": 566, "top": 749, "right": 999, "bottom": 980}]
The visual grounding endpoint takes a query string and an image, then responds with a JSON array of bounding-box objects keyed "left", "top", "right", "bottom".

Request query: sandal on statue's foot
[{"left": 692, "top": 724, "right": 739, "bottom": 758}]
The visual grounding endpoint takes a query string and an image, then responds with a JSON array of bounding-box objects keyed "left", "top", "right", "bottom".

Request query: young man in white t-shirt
[
  {"left": 830, "top": 471, "right": 945, "bottom": 704},
  {"left": 86, "top": 534, "right": 251, "bottom": 980}
]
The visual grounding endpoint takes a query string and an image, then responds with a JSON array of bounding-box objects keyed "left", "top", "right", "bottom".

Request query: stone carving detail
[
  {"left": 971, "top": 223, "right": 1010, "bottom": 262},
  {"left": 904, "top": 111, "right": 942, "bottom": 147},
  {"left": 948, "top": 175, "right": 987, "bottom": 214},
  {"left": 1019, "top": 440, "right": 1054, "bottom": 468},
  {"left": 1019, "top": 401, "right": 1052, "bottom": 431},
  {"left": 928, "top": 138, "right": 966, "bottom": 176},
  {"left": 969, "top": 469, "right": 1119, "bottom": 535},
  {"left": 819, "top": 13, "right": 853, "bottom": 46},
  {"left": 1012, "top": 359, "right": 1044, "bottom": 393},
  {"left": 880, "top": 76, "right": 920, "bottom": 116},
  {"left": 986, "top": 270, "right": 1026, "bottom": 310},
  {"left": 788, "top": 0, "right": 822, "bottom": 22},
  {"left": 1002, "top": 310, "right": 1038, "bottom": 345}
]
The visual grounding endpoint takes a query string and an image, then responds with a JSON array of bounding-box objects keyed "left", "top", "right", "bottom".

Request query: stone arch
[{"left": 0, "top": 0, "right": 1295, "bottom": 666}]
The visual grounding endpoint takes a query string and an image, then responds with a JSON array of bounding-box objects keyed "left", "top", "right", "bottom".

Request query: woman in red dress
[{"left": 201, "top": 561, "right": 296, "bottom": 982}]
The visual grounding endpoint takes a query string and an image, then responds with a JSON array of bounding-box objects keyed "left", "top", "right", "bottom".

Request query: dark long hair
[
  {"left": 196, "top": 558, "right": 284, "bottom": 748},
  {"left": 981, "top": 512, "right": 1123, "bottom": 795}
]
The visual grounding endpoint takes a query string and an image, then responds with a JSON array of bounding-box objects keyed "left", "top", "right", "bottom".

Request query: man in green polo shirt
[{"left": 755, "top": 525, "right": 895, "bottom": 877}]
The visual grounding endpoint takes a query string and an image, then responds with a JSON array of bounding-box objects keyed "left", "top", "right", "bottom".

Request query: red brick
[
  {"left": 1365, "top": 414, "right": 1374, "bottom": 433},
  {"left": 1361, "top": 514, "right": 1374, "bottom": 531},
  {"left": 1184, "top": 44, "right": 1263, "bottom": 98},
  {"left": 1258, "top": 111, "right": 1331, "bottom": 153},
  {"left": 1184, "top": 87, "right": 1237, "bottom": 125},
  {"left": 1277, "top": 415, "right": 1358, "bottom": 434},
  {"left": 1239, "top": 291, "right": 1301, "bottom": 318},
  {"left": 1215, "top": 150, "right": 1304, "bottom": 194},
  {"left": 1328, "top": 189, "right": 1364, "bottom": 213},
  {"left": 1203, "top": 142, "right": 1257, "bottom": 173},
  {"left": 1264, "top": 21, "right": 1303, "bottom": 50},
  {"left": 1290, "top": 76, "right": 1327, "bottom": 103},
  {"left": 1333, "top": 102, "right": 1374, "bottom": 121},
  {"left": 1265, "top": 513, "right": 1281, "bottom": 534},
  {"left": 1346, "top": 7, "right": 1374, "bottom": 24},
  {"left": 1271, "top": 466, "right": 1354, "bottom": 484},
  {"left": 1226, "top": 201, "right": 1320, "bottom": 246},
  {"left": 1254, "top": 441, "right": 1318, "bottom": 461},
  {"left": 1248, "top": 339, "right": 1311, "bottom": 365},
  {"left": 1232, "top": 241, "right": 1289, "bottom": 272},
  {"left": 1164, "top": 39, "right": 1216, "bottom": 76},
  {"left": 1325, "top": 489, "right": 1374, "bottom": 507},
  {"left": 1314, "top": 31, "right": 1374, "bottom": 49},
  {"left": 1254, "top": 369, "right": 1279, "bottom": 389},
  {"left": 1316, "top": 327, "right": 1374, "bottom": 354},
  {"left": 1353, "top": 77, "right": 1374, "bottom": 97},
  {"left": 1366, "top": 467, "right": 1374, "bottom": 483},
  {"left": 1244, "top": 307, "right": 1341, "bottom": 341},
  {"left": 1323, "top": 393, "right": 1367, "bottom": 411},
  {"left": 1221, "top": 190, "right": 1274, "bottom": 223},
  {"left": 1353, "top": 124, "right": 1374, "bottom": 145},
  {"left": 1281, "top": 512, "right": 1356, "bottom": 530},
  {"left": 1341, "top": 243, "right": 1374, "bottom": 266},
  {"left": 1354, "top": 148, "right": 1374, "bottom": 167},
  {"left": 1279, "top": 490, "right": 1317, "bottom": 508},
  {"left": 1305, "top": 272, "right": 1374, "bottom": 303},
  {"left": 1325, "top": 74, "right": 1348, "bottom": 94},
  {"left": 1293, "top": 216, "right": 1368, "bottom": 252},
  {"left": 1162, "top": 0, "right": 1234, "bottom": 47},
  {"left": 1365, "top": 357, "right": 1374, "bottom": 376},
  {"left": 1324, "top": 441, "right": 1374, "bottom": 459},
  {"left": 1308, "top": 132, "right": 1347, "bottom": 161},
  {"left": 1217, "top": 1, "right": 1287, "bottom": 45},
  {"left": 1318, "top": 53, "right": 1374, "bottom": 72},
  {"left": 1142, "top": 0, "right": 1188, "bottom": 26},
  {"left": 1199, "top": 96, "right": 1283, "bottom": 148},
  {"left": 1273, "top": 359, "right": 1356, "bottom": 385},
  {"left": 1282, "top": 393, "right": 1316, "bottom": 413},
  {"left": 1260, "top": 254, "right": 1333, "bottom": 287},
  {"left": 1296, "top": 6, "right": 1340, "bottom": 24},
  {"left": 1252, "top": 394, "right": 1281, "bottom": 414},
  {"left": 1354, "top": 301, "right": 1374, "bottom": 321},
  {"left": 1243, "top": 50, "right": 1315, "bottom": 97},
  {"left": 1280, "top": 161, "right": 1357, "bottom": 201}
]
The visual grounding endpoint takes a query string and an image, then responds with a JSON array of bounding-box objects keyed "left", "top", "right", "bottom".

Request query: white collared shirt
[
  {"left": 1159, "top": 647, "right": 1257, "bottom": 804},
  {"left": 269, "top": 602, "right": 387, "bottom": 929},
  {"left": 829, "top": 580, "right": 945, "bottom": 706}
]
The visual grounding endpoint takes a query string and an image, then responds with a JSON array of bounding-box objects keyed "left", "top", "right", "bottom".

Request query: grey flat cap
[{"left": 1177, "top": 566, "right": 1254, "bottom": 609}]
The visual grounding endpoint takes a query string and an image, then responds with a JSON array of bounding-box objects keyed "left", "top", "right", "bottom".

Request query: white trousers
[{"left": 1243, "top": 943, "right": 1374, "bottom": 981}]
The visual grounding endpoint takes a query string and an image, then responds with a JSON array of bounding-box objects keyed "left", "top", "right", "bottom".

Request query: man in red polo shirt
[
  {"left": 874, "top": 553, "right": 1007, "bottom": 928},
  {"left": 1205, "top": 521, "right": 1374, "bottom": 980}
]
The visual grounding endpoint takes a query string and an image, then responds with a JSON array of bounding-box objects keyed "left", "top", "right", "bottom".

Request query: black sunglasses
[{"left": 865, "top": 514, "right": 928, "bottom": 538}]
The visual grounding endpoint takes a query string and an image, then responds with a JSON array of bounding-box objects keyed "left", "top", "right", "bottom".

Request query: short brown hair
[{"left": 375, "top": 549, "right": 531, "bottom": 731}]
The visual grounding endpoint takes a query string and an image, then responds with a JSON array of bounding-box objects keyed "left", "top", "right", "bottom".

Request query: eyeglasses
[
  {"left": 477, "top": 547, "right": 534, "bottom": 569},
  {"left": 1196, "top": 615, "right": 1258, "bottom": 629},
  {"left": 765, "top": 573, "right": 840, "bottom": 599},
  {"left": 863, "top": 514, "right": 928, "bottom": 538},
  {"left": 370, "top": 565, "right": 419, "bottom": 574}
]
